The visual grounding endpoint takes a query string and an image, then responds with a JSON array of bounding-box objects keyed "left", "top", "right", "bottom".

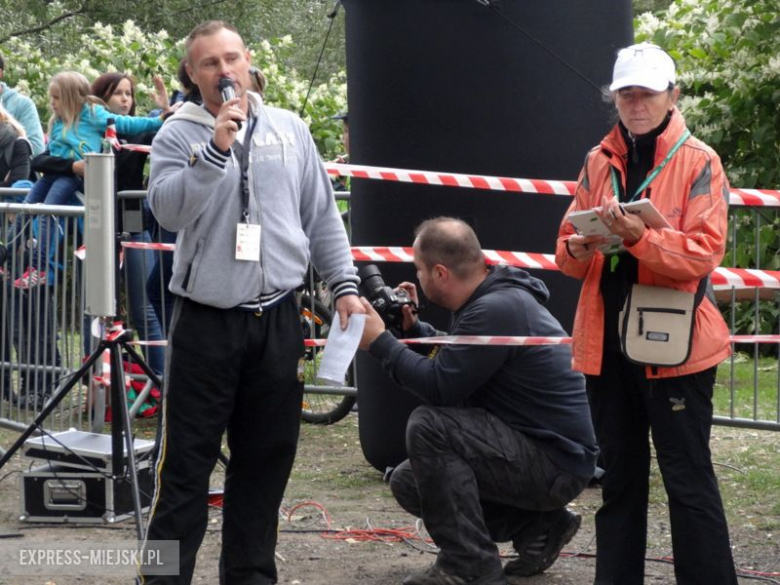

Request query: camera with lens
[{"left": 358, "top": 264, "right": 417, "bottom": 333}]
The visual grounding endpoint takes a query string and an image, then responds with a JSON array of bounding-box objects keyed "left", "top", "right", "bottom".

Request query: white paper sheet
[{"left": 316, "top": 313, "right": 366, "bottom": 386}]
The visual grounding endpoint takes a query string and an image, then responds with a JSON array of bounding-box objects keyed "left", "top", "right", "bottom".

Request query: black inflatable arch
[{"left": 343, "top": 0, "right": 633, "bottom": 471}]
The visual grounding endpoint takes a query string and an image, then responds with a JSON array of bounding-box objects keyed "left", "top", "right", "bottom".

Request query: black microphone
[{"left": 218, "top": 77, "right": 241, "bottom": 130}]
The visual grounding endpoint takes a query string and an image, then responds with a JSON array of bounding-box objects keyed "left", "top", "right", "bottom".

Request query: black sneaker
[
  {"left": 504, "top": 509, "right": 581, "bottom": 578},
  {"left": 404, "top": 563, "right": 506, "bottom": 585}
]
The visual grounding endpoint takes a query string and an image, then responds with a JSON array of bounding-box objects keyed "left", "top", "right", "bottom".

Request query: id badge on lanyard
[
  {"left": 235, "top": 115, "right": 260, "bottom": 262},
  {"left": 236, "top": 223, "right": 261, "bottom": 261}
]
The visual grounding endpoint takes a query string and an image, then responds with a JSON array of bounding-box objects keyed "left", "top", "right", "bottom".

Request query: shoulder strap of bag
[{"left": 694, "top": 275, "right": 709, "bottom": 310}]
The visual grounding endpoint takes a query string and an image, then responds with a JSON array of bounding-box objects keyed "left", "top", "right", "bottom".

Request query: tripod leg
[
  {"left": 0, "top": 339, "right": 110, "bottom": 470},
  {"left": 109, "top": 342, "right": 146, "bottom": 541},
  {"left": 120, "top": 339, "right": 163, "bottom": 390},
  {"left": 119, "top": 337, "right": 164, "bottom": 467}
]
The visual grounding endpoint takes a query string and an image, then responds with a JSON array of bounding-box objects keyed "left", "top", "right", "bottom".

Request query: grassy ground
[
  {"left": 0, "top": 359, "right": 778, "bottom": 583},
  {"left": 715, "top": 354, "right": 780, "bottom": 422}
]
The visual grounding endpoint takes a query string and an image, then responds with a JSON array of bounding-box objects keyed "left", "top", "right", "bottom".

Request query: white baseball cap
[{"left": 609, "top": 43, "right": 676, "bottom": 92}]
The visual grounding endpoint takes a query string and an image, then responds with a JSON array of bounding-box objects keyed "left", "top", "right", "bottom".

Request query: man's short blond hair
[{"left": 185, "top": 21, "right": 242, "bottom": 62}]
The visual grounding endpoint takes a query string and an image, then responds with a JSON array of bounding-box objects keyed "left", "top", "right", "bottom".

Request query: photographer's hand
[
  {"left": 335, "top": 293, "right": 366, "bottom": 331},
  {"left": 397, "top": 282, "right": 419, "bottom": 331},
  {"left": 358, "top": 297, "right": 386, "bottom": 350}
]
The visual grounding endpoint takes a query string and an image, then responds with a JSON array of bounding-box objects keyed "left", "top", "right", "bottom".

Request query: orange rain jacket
[{"left": 555, "top": 107, "right": 731, "bottom": 379}]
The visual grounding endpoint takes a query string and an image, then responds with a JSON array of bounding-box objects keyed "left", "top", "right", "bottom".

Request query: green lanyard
[
  {"left": 607, "top": 129, "right": 690, "bottom": 272},
  {"left": 610, "top": 129, "right": 691, "bottom": 203}
]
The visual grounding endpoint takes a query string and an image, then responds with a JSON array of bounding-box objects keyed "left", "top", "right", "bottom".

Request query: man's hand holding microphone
[{"left": 214, "top": 77, "right": 246, "bottom": 151}]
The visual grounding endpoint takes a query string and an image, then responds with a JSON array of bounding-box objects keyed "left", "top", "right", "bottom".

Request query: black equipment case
[{"left": 20, "top": 430, "right": 155, "bottom": 523}]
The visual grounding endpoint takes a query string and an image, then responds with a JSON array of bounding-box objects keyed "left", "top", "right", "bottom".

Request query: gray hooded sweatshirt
[{"left": 148, "top": 92, "right": 358, "bottom": 309}]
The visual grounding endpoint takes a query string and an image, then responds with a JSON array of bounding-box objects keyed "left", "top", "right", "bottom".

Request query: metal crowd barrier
[
  {"left": 715, "top": 206, "right": 780, "bottom": 430},
  {"left": 0, "top": 188, "right": 776, "bottom": 436},
  {"left": 0, "top": 195, "right": 89, "bottom": 434},
  {"left": 0, "top": 187, "right": 358, "bottom": 440}
]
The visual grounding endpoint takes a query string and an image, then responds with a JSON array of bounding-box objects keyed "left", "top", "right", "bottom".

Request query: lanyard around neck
[
  {"left": 610, "top": 129, "right": 691, "bottom": 203},
  {"left": 240, "top": 115, "right": 258, "bottom": 221}
]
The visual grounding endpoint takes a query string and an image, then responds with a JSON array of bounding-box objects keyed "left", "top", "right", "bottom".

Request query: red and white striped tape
[
  {"left": 132, "top": 334, "right": 780, "bottom": 348},
  {"left": 121, "top": 241, "right": 176, "bottom": 252},
  {"left": 323, "top": 162, "right": 780, "bottom": 208},
  {"left": 118, "top": 241, "right": 780, "bottom": 290},
  {"left": 102, "top": 151, "right": 779, "bottom": 206},
  {"left": 324, "top": 162, "right": 576, "bottom": 196},
  {"left": 120, "top": 143, "right": 153, "bottom": 154},
  {"left": 727, "top": 189, "right": 780, "bottom": 207},
  {"left": 399, "top": 334, "right": 780, "bottom": 346},
  {"left": 351, "top": 246, "right": 780, "bottom": 290},
  {"left": 729, "top": 335, "right": 780, "bottom": 344},
  {"left": 713, "top": 267, "right": 780, "bottom": 290},
  {"left": 403, "top": 335, "right": 570, "bottom": 346}
]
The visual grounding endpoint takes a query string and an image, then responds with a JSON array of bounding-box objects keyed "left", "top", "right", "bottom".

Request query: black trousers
[
  {"left": 390, "top": 406, "right": 587, "bottom": 580},
  {"left": 140, "top": 296, "right": 304, "bottom": 585},
  {"left": 587, "top": 353, "right": 737, "bottom": 584}
]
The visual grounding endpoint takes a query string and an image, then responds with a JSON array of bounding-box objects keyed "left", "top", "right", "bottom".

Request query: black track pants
[{"left": 140, "top": 296, "right": 304, "bottom": 585}]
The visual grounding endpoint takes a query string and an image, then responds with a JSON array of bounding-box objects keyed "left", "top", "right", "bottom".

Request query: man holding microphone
[{"left": 140, "top": 21, "right": 362, "bottom": 584}]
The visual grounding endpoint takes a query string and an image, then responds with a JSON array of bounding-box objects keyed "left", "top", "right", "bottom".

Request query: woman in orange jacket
[{"left": 555, "top": 43, "right": 737, "bottom": 584}]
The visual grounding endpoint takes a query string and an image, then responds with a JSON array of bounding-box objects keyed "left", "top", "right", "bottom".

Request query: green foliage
[
  {"left": 635, "top": 0, "right": 780, "bottom": 190},
  {"left": 633, "top": 0, "right": 674, "bottom": 16},
  {"left": 3, "top": 21, "right": 181, "bottom": 124},
  {"left": 1, "top": 21, "right": 347, "bottom": 160},
  {"left": 251, "top": 36, "right": 347, "bottom": 160},
  {"left": 636, "top": 1, "right": 780, "bottom": 339},
  {"left": 0, "top": 0, "right": 346, "bottom": 96}
]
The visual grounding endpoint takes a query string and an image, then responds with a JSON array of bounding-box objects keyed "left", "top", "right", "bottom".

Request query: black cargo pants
[{"left": 390, "top": 406, "right": 588, "bottom": 579}]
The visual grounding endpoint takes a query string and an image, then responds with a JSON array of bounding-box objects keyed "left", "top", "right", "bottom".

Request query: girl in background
[
  {"left": 89, "top": 71, "right": 168, "bottom": 374},
  {"left": 14, "top": 71, "right": 162, "bottom": 289},
  {"left": 0, "top": 103, "right": 32, "bottom": 188}
]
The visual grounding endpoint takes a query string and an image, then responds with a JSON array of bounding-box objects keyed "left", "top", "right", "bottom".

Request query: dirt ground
[{"left": 0, "top": 414, "right": 778, "bottom": 584}]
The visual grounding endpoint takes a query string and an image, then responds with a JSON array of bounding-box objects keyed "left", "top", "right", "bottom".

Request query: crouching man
[{"left": 358, "top": 217, "right": 598, "bottom": 585}]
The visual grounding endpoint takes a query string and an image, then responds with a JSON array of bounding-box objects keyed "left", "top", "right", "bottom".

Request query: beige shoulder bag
[{"left": 618, "top": 279, "right": 707, "bottom": 367}]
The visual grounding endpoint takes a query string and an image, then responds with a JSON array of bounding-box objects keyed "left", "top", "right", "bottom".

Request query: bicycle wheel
[{"left": 299, "top": 294, "right": 357, "bottom": 424}]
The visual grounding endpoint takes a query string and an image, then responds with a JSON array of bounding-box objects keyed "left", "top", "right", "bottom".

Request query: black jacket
[
  {"left": 369, "top": 265, "right": 598, "bottom": 478},
  {"left": 0, "top": 124, "right": 32, "bottom": 187}
]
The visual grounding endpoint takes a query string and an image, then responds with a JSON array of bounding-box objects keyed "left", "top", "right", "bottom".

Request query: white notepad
[{"left": 567, "top": 199, "right": 672, "bottom": 254}]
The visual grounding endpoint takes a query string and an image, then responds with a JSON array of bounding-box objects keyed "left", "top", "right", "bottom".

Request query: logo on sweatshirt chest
[
  {"left": 251, "top": 132, "right": 297, "bottom": 164},
  {"left": 254, "top": 131, "right": 296, "bottom": 148}
]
